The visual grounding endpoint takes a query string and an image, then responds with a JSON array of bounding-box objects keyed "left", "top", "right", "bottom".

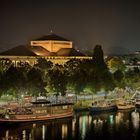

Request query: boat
[
  {"left": 89, "top": 100, "right": 117, "bottom": 113},
  {"left": 135, "top": 99, "right": 140, "bottom": 108},
  {"left": 117, "top": 100, "right": 135, "bottom": 110},
  {"left": 0, "top": 97, "right": 74, "bottom": 123},
  {"left": 130, "top": 87, "right": 140, "bottom": 108}
]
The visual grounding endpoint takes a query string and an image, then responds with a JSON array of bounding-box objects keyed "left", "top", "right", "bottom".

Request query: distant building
[
  {"left": 113, "top": 51, "right": 140, "bottom": 70},
  {"left": 0, "top": 34, "right": 91, "bottom": 65}
]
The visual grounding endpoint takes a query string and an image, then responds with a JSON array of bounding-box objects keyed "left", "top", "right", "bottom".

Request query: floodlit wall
[
  {"left": 0, "top": 56, "right": 92, "bottom": 66},
  {"left": 31, "top": 40, "right": 72, "bottom": 53}
]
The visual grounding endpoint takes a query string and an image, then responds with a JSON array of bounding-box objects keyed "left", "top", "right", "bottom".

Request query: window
[{"left": 62, "top": 106, "right": 68, "bottom": 109}]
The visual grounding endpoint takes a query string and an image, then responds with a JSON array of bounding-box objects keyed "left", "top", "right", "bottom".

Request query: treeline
[{"left": 0, "top": 45, "right": 140, "bottom": 98}]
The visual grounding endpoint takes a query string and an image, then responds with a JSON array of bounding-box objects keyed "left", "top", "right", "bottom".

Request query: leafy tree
[
  {"left": 0, "top": 58, "right": 12, "bottom": 74},
  {"left": 34, "top": 58, "right": 53, "bottom": 71},
  {"left": 107, "top": 57, "right": 126, "bottom": 73},
  {"left": 3, "top": 65, "right": 26, "bottom": 99},
  {"left": 79, "top": 59, "right": 97, "bottom": 94},
  {"left": 113, "top": 70, "right": 125, "bottom": 88},
  {"left": 125, "top": 67, "right": 140, "bottom": 89},
  {"left": 17, "top": 61, "right": 32, "bottom": 73},
  {"left": 91, "top": 45, "right": 112, "bottom": 93},
  {"left": 34, "top": 58, "right": 53, "bottom": 86},
  {"left": 64, "top": 59, "right": 87, "bottom": 94},
  {"left": 64, "top": 58, "right": 81, "bottom": 74},
  {"left": 27, "top": 67, "right": 46, "bottom": 97},
  {"left": 92, "top": 45, "right": 107, "bottom": 69},
  {"left": 72, "top": 68, "right": 87, "bottom": 94},
  {"left": 47, "top": 64, "right": 68, "bottom": 96}
]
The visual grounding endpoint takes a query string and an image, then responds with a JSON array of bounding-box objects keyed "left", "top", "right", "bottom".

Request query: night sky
[{"left": 0, "top": 0, "right": 140, "bottom": 55}]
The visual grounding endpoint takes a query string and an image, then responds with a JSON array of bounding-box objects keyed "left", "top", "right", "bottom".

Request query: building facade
[{"left": 0, "top": 34, "right": 92, "bottom": 65}]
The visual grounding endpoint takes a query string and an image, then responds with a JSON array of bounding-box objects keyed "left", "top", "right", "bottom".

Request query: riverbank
[{"left": 74, "top": 100, "right": 93, "bottom": 111}]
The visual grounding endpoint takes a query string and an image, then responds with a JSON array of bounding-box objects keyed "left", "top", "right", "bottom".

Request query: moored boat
[
  {"left": 0, "top": 98, "right": 74, "bottom": 123},
  {"left": 135, "top": 99, "right": 140, "bottom": 108},
  {"left": 89, "top": 100, "right": 117, "bottom": 113},
  {"left": 117, "top": 100, "right": 135, "bottom": 110}
]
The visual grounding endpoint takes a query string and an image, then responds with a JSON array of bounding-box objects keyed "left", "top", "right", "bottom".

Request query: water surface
[{"left": 0, "top": 110, "right": 140, "bottom": 140}]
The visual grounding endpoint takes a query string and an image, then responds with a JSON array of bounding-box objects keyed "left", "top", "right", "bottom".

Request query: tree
[
  {"left": 47, "top": 64, "right": 68, "bottom": 96},
  {"left": 91, "top": 45, "right": 113, "bottom": 93},
  {"left": 92, "top": 45, "right": 107, "bottom": 69},
  {"left": 64, "top": 59, "right": 87, "bottom": 94},
  {"left": 107, "top": 57, "right": 126, "bottom": 73},
  {"left": 113, "top": 70, "right": 125, "bottom": 88},
  {"left": 34, "top": 58, "right": 53, "bottom": 70},
  {"left": 3, "top": 65, "right": 26, "bottom": 99},
  {"left": 27, "top": 67, "right": 46, "bottom": 97},
  {"left": 16, "top": 61, "right": 32, "bottom": 73},
  {"left": 0, "top": 58, "right": 12, "bottom": 74},
  {"left": 125, "top": 67, "right": 140, "bottom": 89},
  {"left": 64, "top": 58, "right": 81, "bottom": 75},
  {"left": 34, "top": 58, "right": 53, "bottom": 85}
]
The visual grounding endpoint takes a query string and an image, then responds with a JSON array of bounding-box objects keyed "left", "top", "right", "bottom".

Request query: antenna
[
  {"left": 50, "top": 26, "right": 54, "bottom": 34},
  {"left": 50, "top": 29, "right": 53, "bottom": 33}
]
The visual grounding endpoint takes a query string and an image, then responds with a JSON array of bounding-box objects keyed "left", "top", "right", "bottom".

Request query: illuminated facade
[
  {"left": 0, "top": 34, "right": 92, "bottom": 65},
  {"left": 31, "top": 38, "right": 72, "bottom": 53}
]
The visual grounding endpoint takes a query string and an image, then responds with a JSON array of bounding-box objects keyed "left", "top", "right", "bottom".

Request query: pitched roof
[
  {"left": 69, "top": 48, "right": 85, "bottom": 56},
  {"left": 56, "top": 48, "right": 85, "bottom": 56},
  {"left": 34, "top": 34, "right": 70, "bottom": 41},
  {"left": 0, "top": 45, "right": 85, "bottom": 57},
  {"left": 56, "top": 48, "right": 72, "bottom": 56},
  {"left": 0, "top": 45, "right": 37, "bottom": 56}
]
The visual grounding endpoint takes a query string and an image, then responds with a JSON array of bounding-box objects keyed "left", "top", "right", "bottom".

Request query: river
[{"left": 0, "top": 110, "right": 140, "bottom": 140}]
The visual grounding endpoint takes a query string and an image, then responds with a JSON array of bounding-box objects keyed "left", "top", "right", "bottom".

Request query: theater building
[{"left": 0, "top": 34, "right": 91, "bottom": 65}]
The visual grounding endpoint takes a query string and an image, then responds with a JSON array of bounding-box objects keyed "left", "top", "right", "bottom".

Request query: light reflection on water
[
  {"left": 79, "top": 115, "right": 92, "bottom": 139},
  {"left": 0, "top": 110, "right": 140, "bottom": 140},
  {"left": 42, "top": 125, "right": 46, "bottom": 140},
  {"left": 62, "top": 124, "right": 68, "bottom": 139},
  {"left": 131, "top": 111, "right": 140, "bottom": 130}
]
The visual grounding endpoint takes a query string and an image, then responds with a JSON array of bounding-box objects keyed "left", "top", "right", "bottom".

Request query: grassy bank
[{"left": 74, "top": 100, "right": 94, "bottom": 110}]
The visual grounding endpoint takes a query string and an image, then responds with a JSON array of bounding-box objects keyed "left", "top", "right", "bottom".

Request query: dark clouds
[{"left": 0, "top": 0, "right": 140, "bottom": 54}]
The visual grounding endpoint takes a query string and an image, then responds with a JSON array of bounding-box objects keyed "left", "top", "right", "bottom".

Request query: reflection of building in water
[
  {"left": 30, "top": 123, "right": 36, "bottom": 140},
  {"left": 62, "top": 124, "right": 68, "bottom": 139},
  {"left": 131, "top": 111, "right": 140, "bottom": 130},
  {"left": 92, "top": 113, "right": 115, "bottom": 131},
  {"left": 72, "top": 118, "right": 76, "bottom": 137},
  {"left": 115, "top": 112, "right": 130, "bottom": 129},
  {"left": 93, "top": 118, "right": 103, "bottom": 131},
  {"left": 30, "top": 120, "right": 72, "bottom": 139},
  {"left": 42, "top": 125, "right": 46, "bottom": 140},
  {"left": 0, "top": 119, "right": 73, "bottom": 140},
  {"left": 34, "top": 125, "right": 42, "bottom": 140},
  {"left": 30, "top": 122, "right": 69, "bottom": 140},
  {"left": 5, "top": 130, "right": 9, "bottom": 140},
  {"left": 115, "top": 112, "right": 124, "bottom": 124},
  {"left": 3, "top": 128, "right": 30, "bottom": 140},
  {"left": 109, "top": 115, "right": 114, "bottom": 125},
  {"left": 79, "top": 115, "right": 92, "bottom": 139},
  {"left": 22, "top": 130, "right": 26, "bottom": 140}
]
